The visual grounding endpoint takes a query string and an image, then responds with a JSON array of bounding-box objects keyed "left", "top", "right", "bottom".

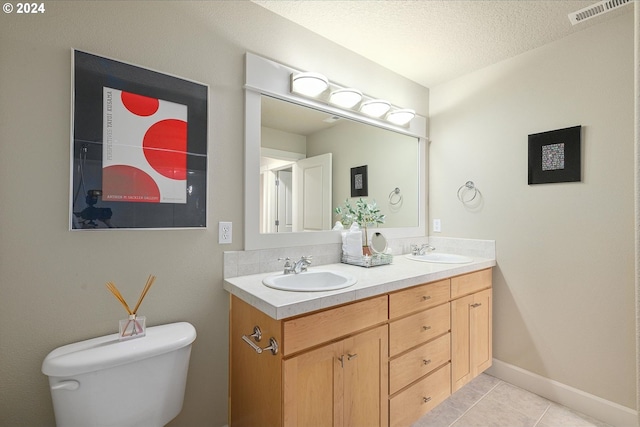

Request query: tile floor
[{"left": 413, "top": 374, "right": 612, "bottom": 427}]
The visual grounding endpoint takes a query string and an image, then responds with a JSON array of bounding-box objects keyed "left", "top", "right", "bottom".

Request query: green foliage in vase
[{"left": 334, "top": 198, "right": 386, "bottom": 229}]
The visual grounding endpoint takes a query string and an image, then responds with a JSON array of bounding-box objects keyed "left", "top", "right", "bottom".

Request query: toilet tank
[{"left": 42, "top": 322, "right": 196, "bottom": 427}]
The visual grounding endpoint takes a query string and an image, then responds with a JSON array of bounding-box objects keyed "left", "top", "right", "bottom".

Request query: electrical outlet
[
  {"left": 219, "top": 221, "right": 232, "bottom": 244},
  {"left": 433, "top": 219, "right": 441, "bottom": 233}
]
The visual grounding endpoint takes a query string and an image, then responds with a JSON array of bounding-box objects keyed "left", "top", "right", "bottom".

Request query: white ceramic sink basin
[
  {"left": 263, "top": 270, "right": 357, "bottom": 292},
  {"left": 406, "top": 253, "right": 473, "bottom": 264}
]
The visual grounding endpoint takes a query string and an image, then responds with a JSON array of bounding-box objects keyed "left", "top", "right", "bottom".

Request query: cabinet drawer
[
  {"left": 389, "top": 333, "right": 450, "bottom": 394},
  {"left": 389, "top": 279, "right": 450, "bottom": 319},
  {"left": 389, "top": 303, "right": 450, "bottom": 356},
  {"left": 451, "top": 268, "right": 492, "bottom": 299},
  {"left": 283, "top": 295, "right": 388, "bottom": 356},
  {"left": 389, "top": 363, "right": 451, "bottom": 427}
]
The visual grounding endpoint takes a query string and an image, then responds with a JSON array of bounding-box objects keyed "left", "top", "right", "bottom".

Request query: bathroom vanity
[{"left": 224, "top": 256, "right": 495, "bottom": 427}]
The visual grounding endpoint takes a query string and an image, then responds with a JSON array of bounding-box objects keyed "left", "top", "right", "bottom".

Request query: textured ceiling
[{"left": 252, "top": 0, "right": 633, "bottom": 88}]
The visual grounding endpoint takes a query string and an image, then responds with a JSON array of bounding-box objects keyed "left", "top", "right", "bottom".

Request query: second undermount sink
[
  {"left": 263, "top": 270, "right": 357, "bottom": 292},
  {"left": 406, "top": 253, "right": 473, "bottom": 264}
]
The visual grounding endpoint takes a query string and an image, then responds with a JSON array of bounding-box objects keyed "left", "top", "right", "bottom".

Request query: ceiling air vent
[{"left": 568, "top": 0, "right": 632, "bottom": 25}]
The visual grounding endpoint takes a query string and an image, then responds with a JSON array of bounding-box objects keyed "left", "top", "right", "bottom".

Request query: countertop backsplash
[{"left": 223, "top": 236, "right": 495, "bottom": 279}]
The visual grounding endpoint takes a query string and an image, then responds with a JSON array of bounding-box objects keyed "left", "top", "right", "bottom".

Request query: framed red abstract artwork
[{"left": 70, "top": 50, "right": 208, "bottom": 229}]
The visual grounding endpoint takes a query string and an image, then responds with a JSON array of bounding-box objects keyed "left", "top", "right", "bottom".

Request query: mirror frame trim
[{"left": 244, "top": 53, "right": 427, "bottom": 250}]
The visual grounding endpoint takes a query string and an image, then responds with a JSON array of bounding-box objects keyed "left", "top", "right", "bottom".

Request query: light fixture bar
[{"left": 289, "top": 71, "right": 414, "bottom": 126}]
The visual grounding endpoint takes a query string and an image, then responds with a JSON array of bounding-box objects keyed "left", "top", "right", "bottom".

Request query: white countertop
[{"left": 223, "top": 255, "right": 496, "bottom": 320}]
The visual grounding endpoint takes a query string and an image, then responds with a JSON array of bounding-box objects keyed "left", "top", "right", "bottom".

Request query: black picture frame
[
  {"left": 528, "top": 125, "right": 581, "bottom": 185},
  {"left": 70, "top": 50, "right": 208, "bottom": 229},
  {"left": 350, "top": 165, "right": 368, "bottom": 197}
]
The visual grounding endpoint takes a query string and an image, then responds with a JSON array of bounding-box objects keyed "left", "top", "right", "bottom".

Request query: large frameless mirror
[{"left": 260, "top": 96, "right": 419, "bottom": 234}]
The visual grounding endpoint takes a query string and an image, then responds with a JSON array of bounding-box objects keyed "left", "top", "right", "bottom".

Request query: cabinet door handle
[
  {"left": 423, "top": 396, "right": 432, "bottom": 404},
  {"left": 347, "top": 353, "right": 358, "bottom": 361},
  {"left": 470, "top": 303, "right": 482, "bottom": 308},
  {"left": 422, "top": 359, "right": 431, "bottom": 365},
  {"left": 422, "top": 325, "right": 431, "bottom": 331},
  {"left": 338, "top": 355, "right": 344, "bottom": 368},
  {"left": 422, "top": 295, "right": 431, "bottom": 301}
]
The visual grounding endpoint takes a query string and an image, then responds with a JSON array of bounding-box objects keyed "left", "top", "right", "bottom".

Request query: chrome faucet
[
  {"left": 411, "top": 244, "right": 435, "bottom": 256},
  {"left": 280, "top": 256, "right": 313, "bottom": 274}
]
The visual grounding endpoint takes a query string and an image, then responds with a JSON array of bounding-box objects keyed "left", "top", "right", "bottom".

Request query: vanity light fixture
[
  {"left": 289, "top": 67, "right": 415, "bottom": 127},
  {"left": 329, "top": 88, "right": 363, "bottom": 108},
  {"left": 359, "top": 99, "right": 391, "bottom": 118},
  {"left": 291, "top": 72, "right": 329, "bottom": 97},
  {"left": 386, "top": 108, "right": 416, "bottom": 126}
]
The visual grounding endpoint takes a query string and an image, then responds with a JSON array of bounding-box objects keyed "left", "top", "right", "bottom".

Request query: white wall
[
  {"left": 0, "top": 2, "right": 428, "bottom": 426},
  {"left": 429, "top": 11, "right": 635, "bottom": 410}
]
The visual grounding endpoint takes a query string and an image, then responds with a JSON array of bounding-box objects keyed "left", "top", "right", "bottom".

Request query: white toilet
[{"left": 42, "top": 322, "right": 197, "bottom": 427}]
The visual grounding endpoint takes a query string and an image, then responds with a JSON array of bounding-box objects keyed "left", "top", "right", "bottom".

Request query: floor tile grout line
[
  {"left": 532, "top": 403, "right": 552, "bottom": 427},
  {"left": 447, "top": 379, "right": 504, "bottom": 427}
]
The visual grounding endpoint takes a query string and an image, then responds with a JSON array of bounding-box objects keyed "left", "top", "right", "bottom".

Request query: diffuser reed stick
[
  {"left": 132, "top": 275, "right": 156, "bottom": 315},
  {"left": 106, "top": 282, "right": 133, "bottom": 315}
]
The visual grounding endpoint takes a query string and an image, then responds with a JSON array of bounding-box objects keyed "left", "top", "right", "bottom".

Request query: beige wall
[
  {"left": 430, "top": 11, "right": 635, "bottom": 409},
  {"left": 0, "top": 2, "right": 428, "bottom": 426},
  {"left": 307, "top": 122, "right": 420, "bottom": 229}
]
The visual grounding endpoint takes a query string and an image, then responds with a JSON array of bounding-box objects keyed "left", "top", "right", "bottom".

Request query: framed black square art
[{"left": 528, "top": 125, "right": 581, "bottom": 185}]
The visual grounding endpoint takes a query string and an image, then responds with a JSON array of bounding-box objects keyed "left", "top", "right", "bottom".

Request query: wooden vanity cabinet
[
  {"left": 229, "top": 267, "right": 492, "bottom": 427},
  {"left": 451, "top": 269, "right": 493, "bottom": 392},
  {"left": 229, "top": 294, "right": 388, "bottom": 427}
]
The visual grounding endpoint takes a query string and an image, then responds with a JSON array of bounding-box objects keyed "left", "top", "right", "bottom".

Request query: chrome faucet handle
[
  {"left": 410, "top": 244, "right": 419, "bottom": 255},
  {"left": 419, "top": 244, "right": 436, "bottom": 255},
  {"left": 300, "top": 256, "right": 312, "bottom": 272},
  {"left": 293, "top": 256, "right": 313, "bottom": 274},
  {"left": 278, "top": 257, "right": 294, "bottom": 274}
]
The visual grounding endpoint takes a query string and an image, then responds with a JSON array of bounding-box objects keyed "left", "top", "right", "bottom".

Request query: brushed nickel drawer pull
[
  {"left": 422, "top": 325, "right": 431, "bottom": 331},
  {"left": 347, "top": 353, "right": 358, "bottom": 360},
  {"left": 423, "top": 396, "right": 432, "bottom": 404},
  {"left": 422, "top": 359, "right": 431, "bottom": 365},
  {"left": 422, "top": 295, "right": 431, "bottom": 301},
  {"left": 470, "top": 303, "right": 482, "bottom": 308}
]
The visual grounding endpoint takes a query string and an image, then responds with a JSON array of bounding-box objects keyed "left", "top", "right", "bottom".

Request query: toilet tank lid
[{"left": 42, "top": 322, "right": 196, "bottom": 377}]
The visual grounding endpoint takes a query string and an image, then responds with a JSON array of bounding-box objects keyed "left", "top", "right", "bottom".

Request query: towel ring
[
  {"left": 457, "top": 181, "right": 479, "bottom": 204},
  {"left": 389, "top": 187, "right": 403, "bottom": 206}
]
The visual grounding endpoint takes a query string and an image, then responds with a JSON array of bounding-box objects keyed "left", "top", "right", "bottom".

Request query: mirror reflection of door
[
  {"left": 292, "top": 153, "right": 332, "bottom": 232},
  {"left": 261, "top": 153, "right": 332, "bottom": 233}
]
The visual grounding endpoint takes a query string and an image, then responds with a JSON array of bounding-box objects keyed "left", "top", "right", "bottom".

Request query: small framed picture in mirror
[{"left": 351, "top": 165, "right": 368, "bottom": 197}]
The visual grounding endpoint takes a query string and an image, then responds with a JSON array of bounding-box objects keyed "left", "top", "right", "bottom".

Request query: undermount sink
[
  {"left": 406, "top": 253, "right": 473, "bottom": 264},
  {"left": 263, "top": 270, "right": 357, "bottom": 292}
]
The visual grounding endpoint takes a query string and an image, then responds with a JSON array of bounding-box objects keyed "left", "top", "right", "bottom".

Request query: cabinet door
[
  {"left": 451, "top": 293, "right": 473, "bottom": 392},
  {"left": 343, "top": 325, "right": 389, "bottom": 427},
  {"left": 283, "top": 325, "right": 388, "bottom": 427},
  {"left": 470, "top": 288, "right": 492, "bottom": 376},
  {"left": 283, "top": 341, "right": 343, "bottom": 427},
  {"left": 451, "top": 289, "right": 492, "bottom": 392}
]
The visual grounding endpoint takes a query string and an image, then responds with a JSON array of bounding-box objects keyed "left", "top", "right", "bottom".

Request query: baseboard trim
[{"left": 486, "top": 359, "right": 637, "bottom": 427}]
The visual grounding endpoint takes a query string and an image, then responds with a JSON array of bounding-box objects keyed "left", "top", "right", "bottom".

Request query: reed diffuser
[{"left": 105, "top": 275, "right": 156, "bottom": 340}]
